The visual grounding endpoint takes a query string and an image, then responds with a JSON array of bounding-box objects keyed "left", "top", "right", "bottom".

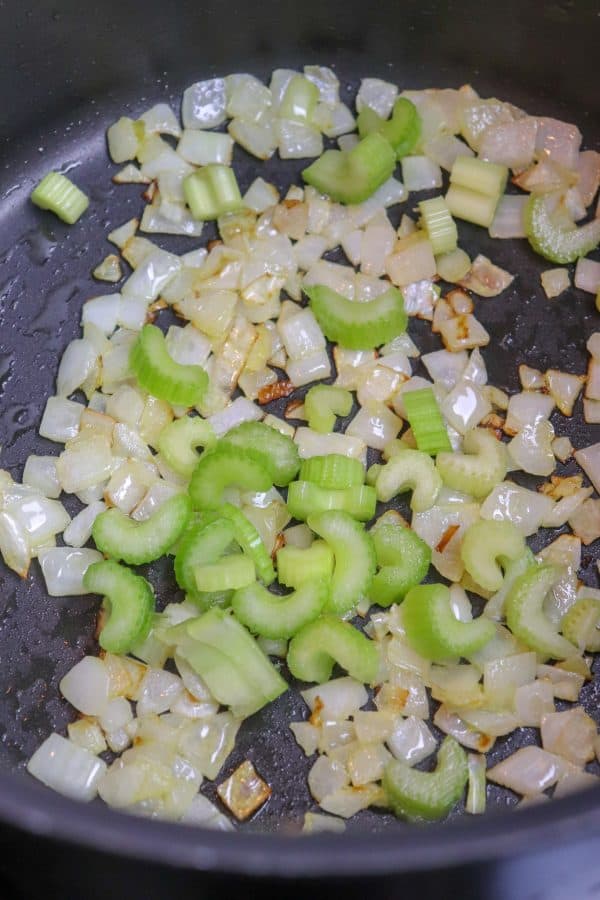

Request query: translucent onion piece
[
  {"left": 39, "top": 547, "right": 103, "bottom": 596},
  {"left": 60, "top": 657, "right": 110, "bottom": 716},
  {"left": 487, "top": 746, "right": 572, "bottom": 796},
  {"left": 302, "top": 677, "right": 368, "bottom": 721},
  {"left": 27, "top": 734, "right": 107, "bottom": 801}
]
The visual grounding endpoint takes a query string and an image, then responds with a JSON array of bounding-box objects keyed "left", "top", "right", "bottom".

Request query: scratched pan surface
[{"left": 0, "top": 0, "right": 600, "bottom": 882}]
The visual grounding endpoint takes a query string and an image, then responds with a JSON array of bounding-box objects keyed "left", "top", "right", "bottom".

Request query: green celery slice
[
  {"left": 449, "top": 156, "right": 508, "bottom": 198},
  {"left": 402, "top": 583, "right": 495, "bottom": 661},
  {"left": 276, "top": 540, "right": 334, "bottom": 588},
  {"left": 174, "top": 518, "right": 236, "bottom": 599},
  {"left": 130, "top": 325, "right": 208, "bottom": 407},
  {"left": 403, "top": 388, "right": 452, "bottom": 456},
  {"left": 357, "top": 97, "right": 421, "bottom": 159},
  {"left": 302, "top": 132, "right": 396, "bottom": 205},
  {"left": 307, "top": 510, "right": 376, "bottom": 616},
  {"left": 305, "top": 284, "right": 407, "bottom": 350},
  {"left": 194, "top": 555, "right": 256, "bottom": 592},
  {"left": 304, "top": 385, "right": 353, "bottom": 434},
  {"left": 232, "top": 579, "right": 329, "bottom": 639},
  {"left": 561, "top": 597, "right": 600, "bottom": 652},
  {"left": 460, "top": 520, "right": 526, "bottom": 592},
  {"left": 157, "top": 416, "right": 216, "bottom": 478},
  {"left": 383, "top": 736, "right": 468, "bottom": 821},
  {"left": 418, "top": 197, "right": 458, "bottom": 256},
  {"left": 92, "top": 494, "right": 191, "bottom": 565},
  {"left": 524, "top": 193, "right": 600, "bottom": 264},
  {"left": 83, "top": 559, "right": 154, "bottom": 654},
  {"left": 220, "top": 421, "right": 300, "bottom": 486},
  {"left": 505, "top": 565, "right": 577, "bottom": 659},
  {"left": 436, "top": 428, "right": 507, "bottom": 499},
  {"left": 299, "top": 454, "right": 365, "bottom": 490},
  {"left": 184, "top": 164, "right": 242, "bottom": 220},
  {"left": 189, "top": 445, "right": 273, "bottom": 509},
  {"left": 217, "top": 503, "right": 276, "bottom": 585},
  {"left": 280, "top": 74, "right": 319, "bottom": 122},
  {"left": 287, "top": 481, "right": 377, "bottom": 522},
  {"left": 371, "top": 525, "right": 431, "bottom": 607},
  {"left": 31, "top": 171, "right": 89, "bottom": 224},
  {"left": 287, "top": 615, "right": 379, "bottom": 684},
  {"left": 375, "top": 448, "right": 442, "bottom": 512}
]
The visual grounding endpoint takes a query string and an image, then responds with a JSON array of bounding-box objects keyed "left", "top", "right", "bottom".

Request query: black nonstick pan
[{"left": 1, "top": 1, "right": 599, "bottom": 898}]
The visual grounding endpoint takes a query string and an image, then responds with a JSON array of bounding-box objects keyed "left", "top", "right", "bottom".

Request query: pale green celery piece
[
  {"left": 383, "top": 736, "right": 468, "bottom": 821},
  {"left": 276, "top": 541, "right": 334, "bottom": 588},
  {"left": 157, "top": 416, "right": 216, "bottom": 478},
  {"left": 83, "top": 559, "right": 154, "bottom": 654},
  {"left": 194, "top": 555, "right": 256, "bottom": 592},
  {"left": 307, "top": 510, "right": 376, "bottom": 616},
  {"left": 460, "top": 520, "right": 526, "bottom": 592},
  {"left": 375, "top": 448, "right": 442, "bottom": 512},
  {"left": 524, "top": 193, "right": 600, "bottom": 264},
  {"left": 232, "top": 579, "right": 329, "bottom": 639},
  {"left": 287, "top": 615, "right": 379, "bottom": 684},
  {"left": 184, "top": 164, "right": 242, "bottom": 220},
  {"left": 31, "top": 172, "right": 89, "bottom": 224},
  {"left": 304, "top": 385, "right": 353, "bottom": 433},
  {"left": 402, "top": 582, "right": 495, "bottom": 662},
  {"left": 92, "top": 494, "right": 191, "bottom": 565},
  {"left": 505, "top": 565, "right": 577, "bottom": 659},
  {"left": 561, "top": 597, "right": 600, "bottom": 652},
  {"left": 436, "top": 428, "right": 508, "bottom": 500}
]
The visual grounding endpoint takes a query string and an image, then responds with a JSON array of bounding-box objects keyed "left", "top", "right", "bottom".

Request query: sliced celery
[
  {"left": 450, "top": 156, "right": 508, "bottom": 199},
  {"left": 189, "top": 445, "right": 273, "bottom": 509},
  {"left": 130, "top": 325, "right": 208, "bottom": 407},
  {"left": 302, "top": 132, "right": 396, "bottom": 205},
  {"left": 505, "top": 565, "right": 576, "bottom": 659},
  {"left": 402, "top": 583, "right": 495, "bottom": 661},
  {"left": 403, "top": 388, "right": 452, "bottom": 456},
  {"left": 561, "top": 598, "right": 600, "bottom": 652},
  {"left": 220, "top": 421, "right": 300, "bottom": 486},
  {"left": 436, "top": 428, "right": 507, "bottom": 499},
  {"left": 194, "top": 555, "right": 256, "bottom": 592},
  {"left": 304, "top": 385, "right": 353, "bottom": 433},
  {"left": 371, "top": 525, "right": 431, "bottom": 607},
  {"left": 445, "top": 184, "right": 500, "bottom": 229},
  {"left": 305, "top": 284, "right": 407, "bottom": 350},
  {"left": 300, "top": 454, "right": 365, "bottom": 490},
  {"left": 83, "top": 559, "right": 154, "bottom": 654},
  {"left": 276, "top": 540, "right": 334, "bottom": 588},
  {"left": 357, "top": 97, "right": 421, "bottom": 160},
  {"left": 375, "top": 448, "right": 442, "bottom": 512},
  {"left": 383, "top": 737, "right": 468, "bottom": 821},
  {"left": 31, "top": 172, "right": 89, "bottom": 224},
  {"left": 176, "top": 608, "right": 287, "bottom": 717},
  {"left": 184, "top": 164, "right": 242, "bottom": 220},
  {"left": 460, "top": 520, "right": 526, "bottom": 592},
  {"left": 287, "top": 481, "right": 377, "bottom": 522},
  {"left": 157, "top": 416, "right": 216, "bottom": 478},
  {"left": 217, "top": 503, "right": 276, "bottom": 585},
  {"left": 418, "top": 197, "right": 458, "bottom": 256},
  {"left": 287, "top": 615, "right": 379, "bottom": 684},
  {"left": 524, "top": 193, "right": 600, "bottom": 264},
  {"left": 232, "top": 579, "right": 329, "bottom": 639},
  {"left": 280, "top": 74, "right": 319, "bottom": 122},
  {"left": 174, "top": 518, "right": 236, "bottom": 599},
  {"left": 307, "top": 510, "right": 376, "bottom": 616},
  {"left": 92, "top": 494, "right": 191, "bottom": 565}
]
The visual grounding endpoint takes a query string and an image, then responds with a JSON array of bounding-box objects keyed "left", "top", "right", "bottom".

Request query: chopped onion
[
  {"left": 356, "top": 78, "right": 398, "bottom": 118},
  {"left": 180, "top": 794, "right": 234, "bottom": 831},
  {"left": 442, "top": 380, "right": 491, "bottom": 435},
  {"left": 182, "top": 78, "right": 227, "bottom": 129},
  {"left": 479, "top": 117, "right": 538, "bottom": 170},
  {"left": 386, "top": 715, "right": 437, "bottom": 764},
  {"left": 346, "top": 405, "right": 402, "bottom": 450},
  {"left": 401, "top": 156, "right": 443, "bottom": 191},
  {"left": 433, "top": 706, "right": 493, "bottom": 752},
  {"left": 294, "top": 427, "right": 367, "bottom": 465},
  {"left": 574, "top": 442, "right": 600, "bottom": 494},
  {"left": 504, "top": 391, "right": 554, "bottom": 436},
  {"left": 27, "top": 733, "right": 107, "bottom": 801},
  {"left": 0, "top": 511, "right": 31, "bottom": 577},
  {"left": 480, "top": 481, "right": 554, "bottom": 536},
  {"left": 22, "top": 456, "right": 61, "bottom": 499},
  {"left": 302, "top": 677, "right": 368, "bottom": 722},
  {"left": 38, "top": 547, "right": 103, "bottom": 596},
  {"left": 424, "top": 134, "right": 473, "bottom": 171},
  {"left": 514, "top": 680, "right": 555, "bottom": 727},
  {"left": 60, "top": 656, "right": 110, "bottom": 716},
  {"left": 308, "top": 755, "right": 349, "bottom": 803},
  {"left": 121, "top": 248, "right": 181, "bottom": 302},
  {"left": 540, "top": 708, "right": 595, "bottom": 766},
  {"left": 302, "top": 812, "right": 345, "bottom": 833},
  {"left": 575, "top": 257, "right": 600, "bottom": 294},
  {"left": 489, "top": 195, "right": 527, "bottom": 239},
  {"left": 39, "top": 397, "right": 84, "bottom": 443},
  {"left": 536, "top": 117, "right": 582, "bottom": 170},
  {"left": 540, "top": 267, "right": 570, "bottom": 299},
  {"left": 136, "top": 669, "right": 183, "bottom": 718},
  {"left": 508, "top": 419, "right": 555, "bottom": 476},
  {"left": 458, "top": 255, "right": 514, "bottom": 297}
]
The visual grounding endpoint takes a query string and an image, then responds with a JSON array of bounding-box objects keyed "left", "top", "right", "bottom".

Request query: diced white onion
[
  {"left": 487, "top": 745, "right": 572, "bottom": 796},
  {"left": 480, "top": 481, "right": 554, "bottom": 536},
  {"left": 27, "top": 734, "right": 107, "bottom": 801},
  {"left": 401, "top": 156, "right": 443, "bottom": 191},
  {"left": 38, "top": 547, "right": 103, "bottom": 596},
  {"left": 121, "top": 249, "right": 181, "bottom": 301},
  {"left": 302, "top": 677, "right": 368, "bottom": 720},
  {"left": 575, "top": 257, "right": 600, "bottom": 294},
  {"left": 356, "top": 78, "right": 398, "bottom": 118},
  {"left": 489, "top": 195, "right": 527, "bottom": 239},
  {"left": 346, "top": 405, "right": 402, "bottom": 450},
  {"left": 294, "top": 427, "right": 367, "bottom": 465},
  {"left": 39, "top": 397, "right": 84, "bottom": 443},
  {"left": 63, "top": 500, "right": 107, "bottom": 547},
  {"left": 387, "top": 716, "right": 437, "bottom": 764},
  {"left": 182, "top": 78, "right": 227, "bottom": 129},
  {"left": 60, "top": 656, "right": 110, "bottom": 716},
  {"left": 22, "top": 456, "right": 61, "bottom": 499},
  {"left": 136, "top": 669, "right": 184, "bottom": 717}
]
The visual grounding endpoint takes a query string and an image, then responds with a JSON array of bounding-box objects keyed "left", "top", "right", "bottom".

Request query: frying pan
[{"left": 1, "top": 0, "right": 599, "bottom": 897}]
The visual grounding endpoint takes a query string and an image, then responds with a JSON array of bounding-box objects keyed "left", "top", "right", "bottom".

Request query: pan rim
[{"left": 1, "top": 769, "right": 600, "bottom": 877}]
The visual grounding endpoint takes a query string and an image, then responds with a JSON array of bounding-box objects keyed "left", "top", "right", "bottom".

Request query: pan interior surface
[{"left": 0, "top": 0, "right": 599, "bottom": 872}]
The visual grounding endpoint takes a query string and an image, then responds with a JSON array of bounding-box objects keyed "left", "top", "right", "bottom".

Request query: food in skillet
[{"left": 2, "top": 68, "right": 600, "bottom": 830}]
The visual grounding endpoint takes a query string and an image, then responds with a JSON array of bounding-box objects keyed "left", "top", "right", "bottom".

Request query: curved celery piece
[
  {"left": 287, "top": 615, "right": 379, "bottom": 684},
  {"left": 436, "top": 428, "right": 507, "bottom": 500},
  {"left": 561, "top": 598, "right": 600, "bottom": 652},
  {"left": 83, "top": 559, "right": 154, "bottom": 654},
  {"left": 307, "top": 510, "right": 377, "bottom": 616},
  {"left": 157, "top": 416, "right": 216, "bottom": 478},
  {"left": 357, "top": 97, "right": 421, "bottom": 159},
  {"left": 130, "top": 325, "right": 208, "bottom": 407},
  {"left": 189, "top": 445, "right": 273, "bottom": 509},
  {"left": 217, "top": 503, "right": 276, "bottom": 585},
  {"left": 525, "top": 193, "right": 600, "bottom": 264},
  {"left": 220, "top": 421, "right": 300, "bottom": 486},
  {"left": 403, "top": 387, "right": 452, "bottom": 456},
  {"left": 375, "top": 448, "right": 442, "bottom": 513},
  {"left": 300, "top": 454, "right": 365, "bottom": 490},
  {"left": 366, "top": 463, "right": 383, "bottom": 487},
  {"left": 370, "top": 525, "right": 431, "bottom": 607},
  {"left": 305, "top": 284, "right": 407, "bottom": 350},
  {"left": 31, "top": 172, "right": 89, "bottom": 224},
  {"left": 187, "top": 590, "right": 233, "bottom": 612},
  {"left": 302, "top": 132, "right": 396, "bottom": 205},
  {"left": 176, "top": 608, "right": 287, "bottom": 718},
  {"left": 276, "top": 540, "right": 334, "bottom": 588},
  {"left": 460, "top": 520, "right": 526, "bottom": 592},
  {"left": 304, "top": 385, "right": 353, "bottom": 434},
  {"left": 402, "top": 583, "right": 495, "bottom": 662},
  {"left": 174, "top": 518, "right": 236, "bottom": 599},
  {"left": 287, "top": 481, "right": 377, "bottom": 522},
  {"left": 194, "top": 555, "right": 256, "bottom": 592},
  {"left": 383, "top": 736, "right": 468, "bottom": 821},
  {"left": 505, "top": 565, "right": 577, "bottom": 659},
  {"left": 232, "top": 579, "right": 329, "bottom": 639},
  {"left": 482, "top": 549, "right": 536, "bottom": 621},
  {"left": 92, "top": 494, "right": 191, "bottom": 565}
]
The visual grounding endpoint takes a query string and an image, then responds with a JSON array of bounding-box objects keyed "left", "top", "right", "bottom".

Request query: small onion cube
[
  {"left": 39, "top": 397, "right": 84, "bottom": 443},
  {"left": 356, "top": 78, "right": 398, "bottom": 118},
  {"left": 182, "top": 78, "right": 227, "bottom": 130},
  {"left": 60, "top": 656, "right": 110, "bottom": 716},
  {"left": 386, "top": 716, "right": 437, "bottom": 765},
  {"left": 487, "top": 746, "right": 572, "bottom": 796},
  {"left": 39, "top": 547, "right": 103, "bottom": 596},
  {"left": 22, "top": 456, "right": 61, "bottom": 499},
  {"left": 401, "top": 156, "right": 443, "bottom": 192},
  {"left": 27, "top": 734, "right": 107, "bottom": 802}
]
